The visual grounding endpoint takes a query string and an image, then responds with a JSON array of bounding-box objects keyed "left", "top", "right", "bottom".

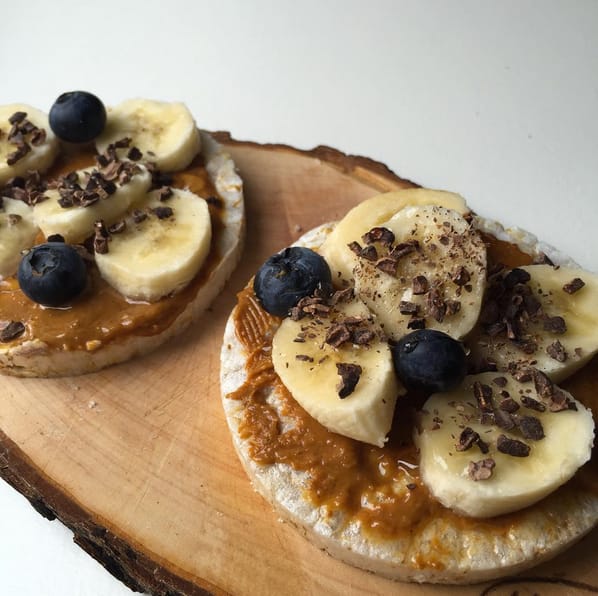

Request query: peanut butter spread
[
  {"left": 0, "top": 149, "right": 224, "bottom": 351},
  {"left": 229, "top": 234, "right": 598, "bottom": 540}
]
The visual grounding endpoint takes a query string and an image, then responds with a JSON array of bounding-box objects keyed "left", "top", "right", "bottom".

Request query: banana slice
[
  {"left": 469, "top": 265, "right": 598, "bottom": 383},
  {"left": 271, "top": 295, "right": 404, "bottom": 447},
  {"left": 94, "top": 188, "right": 212, "bottom": 302},
  {"left": 320, "top": 189, "right": 469, "bottom": 284},
  {"left": 32, "top": 164, "right": 151, "bottom": 243},
  {"left": 95, "top": 99, "right": 201, "bottom": 172},
  {"left": 0, "top": 197, "right": 40, "bottom": 277},
  {"left": 0, "top": 104, "right": 60, "bottom": 185},
  {"left": 352, "top": 204, "right": 486, "bottom": 341},
  {"left": 415, "top": 372, "right": 594, "bottom": 518}
]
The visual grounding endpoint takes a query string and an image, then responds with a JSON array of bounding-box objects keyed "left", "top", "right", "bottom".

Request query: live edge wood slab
[{"left": 0, "top": 135, "right": 596, "bottom": 596}]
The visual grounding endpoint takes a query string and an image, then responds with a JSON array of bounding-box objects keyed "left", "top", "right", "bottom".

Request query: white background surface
[{"left": 1, "top": 1, "right": 597, "bottom": 594}]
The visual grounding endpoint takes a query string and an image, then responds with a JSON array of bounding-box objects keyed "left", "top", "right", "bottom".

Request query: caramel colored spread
[
  {"left": 229, "top": 238, "right": 598, "bottom": 541},
  {"left": 0, "top": 149, "right": 224, "bottom": 351}
]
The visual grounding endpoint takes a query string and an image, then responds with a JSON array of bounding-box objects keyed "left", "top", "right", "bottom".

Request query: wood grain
[{"left": 0, "top": 137, "right": 596, "bottom": 596}]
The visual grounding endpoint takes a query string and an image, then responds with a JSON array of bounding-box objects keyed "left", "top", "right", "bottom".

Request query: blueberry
[
  {"left": 254, "top": 247, "right": 333, "bottom": 317},
  {"left": 49, "top": 91, "right": 106, "bottom": 143},
  {"left": 391, "top": 329, "right": 467, "bottom": 393},
  {"left": 18, "top": 243, "right": 87, "bottom": 307}
]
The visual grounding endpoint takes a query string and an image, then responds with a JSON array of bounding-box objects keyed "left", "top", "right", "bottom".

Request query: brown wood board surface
[{"left": 0, "top": 137, "right": 596, "bottom": 596}]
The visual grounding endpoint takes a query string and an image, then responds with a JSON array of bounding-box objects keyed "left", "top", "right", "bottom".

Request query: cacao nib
[
  {"left": 468, "top": 458, "right": 495, "bottom": 481},
  {"left": 497, "top": 434, "right": 530, "bottom": 457},
  {"left": 336, "top": 363, "right": 362, "bottom": 398}
]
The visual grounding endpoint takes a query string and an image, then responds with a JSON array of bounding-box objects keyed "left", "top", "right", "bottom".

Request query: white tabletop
[{"left": 1, "top": 1, "right": 597, "bottom": 594}]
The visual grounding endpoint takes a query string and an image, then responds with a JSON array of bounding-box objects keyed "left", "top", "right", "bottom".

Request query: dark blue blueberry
[
  {"left": 253, "top": 247, "right": 332, "bottom": 317},
  {"left": 49, "top": 91, "right": 106, "bottom": 143},
  {"left": 391, "top": 329, "right": 467, "bottom": 393},
  {"left": 18, "top": 243, "right": 87, "bottom": 307}
]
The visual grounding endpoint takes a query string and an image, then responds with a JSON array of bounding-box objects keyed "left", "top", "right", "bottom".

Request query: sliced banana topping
[
  {"left": 94, "top": 188, "right": 212, "bottom": 302},
  {"left": 271, "top": 292, "right": 404, "bottom": 447},
  {"left": 0, "top": 104, "right": 60, "bottom": 185},
  {"left": 0, "top": 197, "right": 40, "bottom": 278},
  {"left": 468, "top": 265, "right": 598, "bottom": 382},
  {"left": 320, "top": 189, "right": 469, "bottom": 284},
  {"left": 415, "top": 371, "right": 594, "bottom": 518},
  {"left": 32, "top": 163, "right": 151, "bottom": 243},
  {"left": 95, "top": 99, "right": 201, "bottom": 173},
  {"left": 353, "top": 205, "right": 487, "bottom": 340}
]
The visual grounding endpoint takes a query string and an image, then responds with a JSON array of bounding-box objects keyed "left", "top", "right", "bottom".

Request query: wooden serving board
[{"left": 1, "top": 136, "right": 596, "bottom": 596}]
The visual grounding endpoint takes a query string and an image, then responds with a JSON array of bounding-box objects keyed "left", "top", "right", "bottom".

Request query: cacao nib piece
[
  {"left": 543, "top": 316, "right": 567, "bottom": 334},
  {"left": 362, "top": 226, "right": 394, "bottom": 246},
  {"left": 375, "top": 256, "right": 399, "bottom": 276},
  {"left": 7, "top": 213, "right": 22, "bottom": 225},
  {"left": 389, "top": 240, "right": 419, "bottom": 260},
  {"left": 456, "top": 427, "right": 479, "bottom": 451},
  {"left": 325, "top": 323, "right": 351, "bottom": 348},
  {"left": 426, "top": 287, "right": 447, "bottom": 323},
  {"left": 563, "top": 277, "right": 585, "bottom": 294},
  {"left": 499, "top": 397, "right": 520, "bottom": 413},
  {"left": 504, "top": 268, "right": 531, "bottom": 288},
  {"left": 494, "top": 409, "right": 516, "bottom": 430},
  {"left": 473, "top": 381, "right": 494, "bottom": 414},
  {"left": 151, "top": 206, "right": 174, "bottom": 220},
  {"left": 359, "top": 245, "right": 378, "bottom": 261},
  {"left": 399, "top": 301, "right": 419, "bottom": 315},
  {"left": 477, "top": 437, "right": 490, "bottom": 454},
  {"left": 8, "top": 111, "right": 27, "bottom": 125},
  {"left": 113, "top": 137, "right": 132, "bottom": 148},
  {"left": 445, "top": 300, "right": 461, "bottom": 316},
  {"left": 520, "top": 395, "right": 546, "bottom": 412},
  {"left": 452, "top": 266, "right": 471, "bottom": 287},
  {"left": 407, "top": 317, "right": 425, "bottom": 330},
  {"left": 456, "top": 427, "right": 489, "bottom": 454},
  {"left": 127, "top": 146, "right": 143, "bottom": 160},
  {"left": 336, "top": 363, "right": 362, "bottom": 398},
  {"left": 6, "top": 142, "right": 31, "bottom": 165},
  {"left": 93, "top": 220, "right": 110, "bottom": 254},
  {"left": 108, "top": 220, "right": 126, "bottom": 234},
  {"left": 0, "top": 321, "right": 25, "bottom": 342},
  {"left": 546, "top": 340, "right": 567, "bottom": 362},
  {"left": 344, "top": 315, "right": 365, "bottom": 326},
  {"left": 497, "top": 434, "right": 530, "bottom": 457},
  {"left": 510, "top": 366, "right": 534, "bottom": 383},
  {"left": 157, "top": 186, "right": 174, "bottom": 201},
  {"left": 30, "top": 127, "right": 46, "bottom": 146},
  {"left": 549, "top": 387, "right": 577, "bottom": 412},
  {"left": 412, "top": 275, "right": 429, "bottom": 295},
  {"left": 132, "top": 209, "right": 147, "bottom": 224},
  {"left": 532, "top": 369, "right": 554, "bottom": 399},
  {"left": 330, "top": 287, "right": 354, "bottom": 305},
  {"left": 295, "top": 354, "right": 314, "bottom": 362},
  {"left": 351, "top": 328, "right": 375, "bottom": 345},
  {"left": 468, "top": 458, "right": 495, "bottom": 481},
  {"left": 298, "top": 301, "right": 330, "bottom": 317},
  {"left": 347, "top": 241, "right": 362, "bottom": 256},
  {"left": 519, "top": 416, "right": 545, "bottom": 440},
  {"left": 492, "top": 376, "right": 508, "bottom": 388},
  {"left": 80, "top": 191, "right": 100, "bottom": 207}
]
